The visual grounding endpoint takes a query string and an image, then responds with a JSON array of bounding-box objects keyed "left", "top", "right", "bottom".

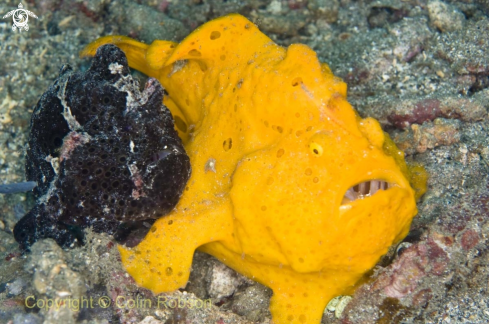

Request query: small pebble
[
  {"left": 13, "top": 313, "right": 42, "bottom": 324},
  {"left": 427, "top": 0, "right": 465, "bottom": 32},
  {"left": 326, "top": 295, "right": 352, "bottom": 318},
  {"left": 7, "top": 278, "right": 26, "bottom": 296},
  {"left": 138, "top": 316, "right": 162, "bottom": 324},
  {"left": 208, "top": 262, "right": 241, "bottom": 300}
]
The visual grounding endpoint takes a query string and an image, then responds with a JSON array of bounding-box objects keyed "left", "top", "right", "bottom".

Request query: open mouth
[{"left": 341, "top": 180, "right": 393, "bottom": 205}]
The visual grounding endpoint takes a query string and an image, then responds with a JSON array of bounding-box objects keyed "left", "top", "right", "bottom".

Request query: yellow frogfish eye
[{"left": 81, "top": 14, "right": 426, "bottom": 324}]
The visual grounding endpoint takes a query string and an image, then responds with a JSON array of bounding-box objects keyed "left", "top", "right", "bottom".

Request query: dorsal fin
[
  {"left": 80, "top": 15, "right": 275, "bottom": 73},
  {"left": 80, "top": 36, "right": 151, "bottom": 77},
  {"left": 164, "top": 14, "right": 278, "bottom": 69},
  {"left": 79, "top": 15, "right": 287, "bottom": 141},
  {"left": 80, "top": 36, "right": 178, "bottom": 78},
  {"left": 145, "top": 40, "right": 176, "bottom": 70}
]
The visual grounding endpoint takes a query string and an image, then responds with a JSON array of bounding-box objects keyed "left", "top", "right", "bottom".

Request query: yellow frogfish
[{"left": 81, "top": 14, "right": 426, "bottom": 324}]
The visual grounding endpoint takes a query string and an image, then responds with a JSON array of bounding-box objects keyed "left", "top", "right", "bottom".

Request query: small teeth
[{"left": 341, "top": 180, "right": 392, "bottom": 205}]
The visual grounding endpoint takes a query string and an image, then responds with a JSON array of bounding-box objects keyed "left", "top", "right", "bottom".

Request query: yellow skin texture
[{"left": 81, "top": 14, "right": 425, "bottom": 324}]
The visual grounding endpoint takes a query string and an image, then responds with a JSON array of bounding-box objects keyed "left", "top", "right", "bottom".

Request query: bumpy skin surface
[
  {"left": 14, "top": 45, "right": 191, "bottom": 250},
  {"left": 82, "top": 15, "right": 424, "bottom": 324}
]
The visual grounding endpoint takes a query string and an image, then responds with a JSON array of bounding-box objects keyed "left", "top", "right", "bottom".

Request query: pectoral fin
[{"left": 118, "top": 199, "right": 233, "bottom": 293}]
